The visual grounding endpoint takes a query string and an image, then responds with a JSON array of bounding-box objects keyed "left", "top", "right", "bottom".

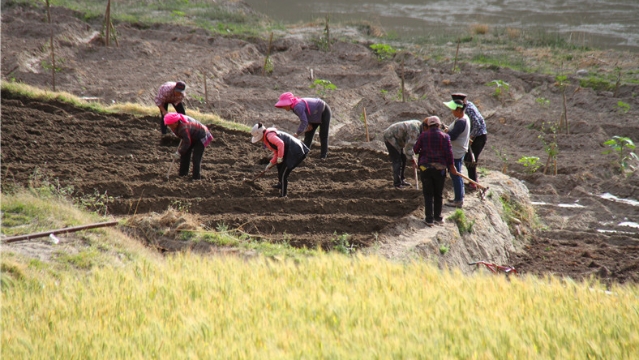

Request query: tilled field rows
[{"left": 1, "top": 94, "right": 422, "bottom": 248}]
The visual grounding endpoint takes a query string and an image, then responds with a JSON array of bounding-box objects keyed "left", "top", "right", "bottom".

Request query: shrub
[
  {"left": 369, "top": 43, "right": 396, "bottom": 61},
  {"left": 310, "top": 79, "right": 337, "bottom": 97},
  {"left": 447, "top": 209, "right": 474, "bottom": 235},
  {"left": 517, "top": 156, "right": 541, "bottom": 173},
  {"left": 603, "top": 136, "right": 638, "bottom": 175}
]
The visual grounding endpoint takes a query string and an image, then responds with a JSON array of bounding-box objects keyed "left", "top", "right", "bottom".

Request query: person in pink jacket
[
  {"left": 164, "top": 112, "right": 214, "bottom": 180},
  {"left": 250, "top": 123, "right": 309, "bottom": 197},
  {"left": 274, "top": 92, "right": 331, "bottom": 160}
]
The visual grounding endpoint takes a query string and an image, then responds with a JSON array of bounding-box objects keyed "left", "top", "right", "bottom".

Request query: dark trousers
[
  {"left": 384, "top": 141, "right": 406, "bottom": 187},
  {"left": 464, "top": 134, "right": 487, "bottom": 182},
  {"left": 303, "top": 104, "right": 331, "bottom": 159},
  {"left": 276, "top": 154, "right": 307, "bottom": 197},
  {"left": 179, "top": 141, "right": 205, "bottom": 179},
  {"left": 420, "top": 167, "right": 446, "bottom": 222},
  {"left": 161, "top": 103, "right": 185, "bottom": 134}
]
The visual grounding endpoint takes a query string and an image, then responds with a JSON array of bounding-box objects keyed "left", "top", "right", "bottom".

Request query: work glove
[
  {"left": 277, "top": 157, "right": 283, "bottom": 164},
  {"left": 172, "top": 151, "right": 181, "bottom": 160},
  {"left": 265, "top": 162, "right": 275, "bottom": 171}
]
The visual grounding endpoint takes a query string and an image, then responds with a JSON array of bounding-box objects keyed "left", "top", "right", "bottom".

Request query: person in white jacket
[{"left": 443, "top": 99, "right": 470, "bottom": 208}]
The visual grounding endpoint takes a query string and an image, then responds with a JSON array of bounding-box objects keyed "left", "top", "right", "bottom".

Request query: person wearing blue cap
[
  {"left": 442, "top": 98, "right": 470, "bottom": 208},
  {"left": 452, "top": 93, "right": 487, "bottom": 191}
]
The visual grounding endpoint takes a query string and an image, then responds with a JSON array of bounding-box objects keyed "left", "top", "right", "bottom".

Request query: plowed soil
[
  {"left": 1, "top": 93, "right": 422, "bottom": 250},
  {"left": 2, "top": 2, "right": 639, "bottom": 284}
]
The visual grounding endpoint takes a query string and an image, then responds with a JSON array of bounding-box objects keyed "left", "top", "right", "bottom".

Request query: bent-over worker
[
  {"left": 165, "top": 113, "right": 214, "bottom": 180},
  {"left": 251, "top": 123, "right": 309, "bottom": 198},
  {"left": 274, "top": 92, "right": 331, "bottom": 160},
  {"left": 382, "top": 120, "right": 422, "bottom": 189},
  {"left": 155, "top": 81, "right": 186, "bottom": 135}
]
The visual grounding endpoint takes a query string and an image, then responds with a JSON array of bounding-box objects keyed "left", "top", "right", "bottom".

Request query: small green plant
[
  {"left": 538, "top": 121, "right": 559, "bottom": 175},
  {"left": 169, "top": 200, "right": 190, "bottom": 213},
  {"left": 447, "top": 209, "right": 474, "bottom": 235},
  {"left": 77, "top": 190, "right": 114, "bottom": 216},
  {"left": 40, "top": 59, "right": 63, "bottom": 73},
  {"left": 517, "top": 156, "right": 541, "bottom": 173},
  {"left": 602, "top": 136, "right": 638, "bottom": 175},
  {"left": 369, "top": 43, "right": 397, "bottom": 61},
  {"left": 310, "top": 79, "right": 337, "bottom": 97},
  {"left": 380, "top": 89, "right": 388, "bottom": 99},
  {"left": 439, "top": 244, "right": 450, "bottom": 255},
  {"left": 191, "top": 94, "right": 205, "bottom": 104},
  {"left": 332, "top": 232, "right": 353, "bottom": 255},
  {"left": 492, "top": 146, "right": 509, "bottom": 173},
  {"left": 486, "top": 80, "right": 510, "bottom": 98},
  {"left": 263, "top": 57, "right": 274, "bottom": 75},
  {"left": 216, "top": 222, "right": 229, "bottom": 233},
  {"left": 616, "top": 101, "right": 630, "bottom": 114},
  {"left": 201, "top": 231, "right": 240, "bottom": 246},
  {"left": 535, "top": 97, "right": 550, "bottom": 107}
]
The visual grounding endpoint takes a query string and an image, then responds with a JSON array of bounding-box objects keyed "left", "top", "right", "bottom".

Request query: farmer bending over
[
  {"left": 155, "top": 81, "right": 186, "bottom": 135},
  {"left": 251, "top": 123, "right": 309, "bottom": 198},
  {"left": 274, "top": 92, "right": 331, "bottom": 160},
  {"left": 165, "top": 113, "right": 214, "bottom": 180},
  {"left": 383, "top": 120, "right": 422, "bottom": 189}
]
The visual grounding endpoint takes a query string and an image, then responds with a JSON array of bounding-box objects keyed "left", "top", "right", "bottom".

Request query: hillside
[{"left": 2, "top": 1, "right": 639, "bottom": 283}]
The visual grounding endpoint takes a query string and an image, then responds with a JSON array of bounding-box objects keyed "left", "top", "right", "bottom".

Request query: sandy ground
[{"left": 2, "top": 4, "right": 639, "bottom": 283}]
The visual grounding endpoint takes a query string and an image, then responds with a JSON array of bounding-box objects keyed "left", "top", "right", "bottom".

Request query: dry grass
[
  {"left": 506, "top": 27, "right": 522, "bottom": 39},
  {"left": 471, "top": 23, "right": 490, "bottom": 35}
]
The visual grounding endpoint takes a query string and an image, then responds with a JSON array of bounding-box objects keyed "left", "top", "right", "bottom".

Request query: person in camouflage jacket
[{"left": 383, "top": 120, "right": 421, "bottom": 189}]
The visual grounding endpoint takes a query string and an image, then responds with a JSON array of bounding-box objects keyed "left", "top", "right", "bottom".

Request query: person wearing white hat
[
  {"left": 413, "top": 116, "right": 459, "bottom": 226},
  {"left": 250, "top": 123, "right": 309, "bottom": 198},
  {"left": 442, "top": 99, "right": 471, "bottom": 208}
]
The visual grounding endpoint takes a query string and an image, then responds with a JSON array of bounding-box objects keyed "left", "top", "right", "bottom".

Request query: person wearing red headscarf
[
  {"left": 164, "top": 112, "right": 214, "bottom": 180},
  {"left": 274, "top": 92, "right": 331, "bottom": 160}
]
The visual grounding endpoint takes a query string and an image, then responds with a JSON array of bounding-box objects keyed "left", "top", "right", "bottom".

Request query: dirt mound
[{"left": 2, "top": 3, "right": 639, "bottom": 283}]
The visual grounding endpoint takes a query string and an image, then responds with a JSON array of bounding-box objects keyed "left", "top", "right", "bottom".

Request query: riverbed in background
[{"left": 244, "top": 0, "right": 639, "bottom": 51}]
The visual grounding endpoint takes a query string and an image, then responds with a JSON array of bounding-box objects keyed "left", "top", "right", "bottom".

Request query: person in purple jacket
[
  {"left": 274, "top": 92, "right": 331, "bottom": 160},
  {"left": 413, "top": 116, "right": 459, "bottom": 227}
]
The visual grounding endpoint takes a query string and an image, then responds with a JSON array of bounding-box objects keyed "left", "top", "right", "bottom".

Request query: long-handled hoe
[
  {"left": 457, "top": 173, "right": 489, "bottom": 200},
  {"left": 242, "top": 170, "right": 267, "bottom": 190}
]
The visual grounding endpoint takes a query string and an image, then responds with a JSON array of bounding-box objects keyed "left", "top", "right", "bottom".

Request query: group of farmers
[{"left": 154, "top": 81, "right": 487, "bottom": 226}]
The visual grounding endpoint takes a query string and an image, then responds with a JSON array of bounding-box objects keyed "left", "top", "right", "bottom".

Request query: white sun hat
[{"left": 250, "top": 123, "right": 266, "bottom": 143}]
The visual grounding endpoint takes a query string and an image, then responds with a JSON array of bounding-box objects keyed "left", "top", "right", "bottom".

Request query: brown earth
[{"left": 2, "top": 3, "right": 639, "bottom": 284}]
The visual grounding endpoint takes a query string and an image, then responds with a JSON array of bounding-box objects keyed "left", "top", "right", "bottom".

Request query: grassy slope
[{"left": 3, "top": 1, "right": 639, "bottom": 358}]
